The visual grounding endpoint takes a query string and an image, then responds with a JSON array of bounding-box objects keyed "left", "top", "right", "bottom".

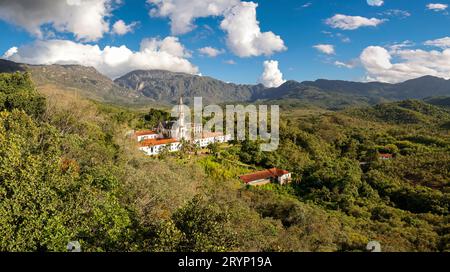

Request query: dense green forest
[{"left": 0, "top": 73, "right": 449, "bottom": 252}]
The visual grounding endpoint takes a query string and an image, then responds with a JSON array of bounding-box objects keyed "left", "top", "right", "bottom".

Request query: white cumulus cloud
[
  {"left": 425, "top": 37, "right": 450, "bottom": 49},
  {"left": 198, "top": 46, "right": 225, "bottom": 57},
  {"left": 148, "top": 0, "right": 239, "bottom": 35},
  {"left": 4, "top": 37, "right": 199, "bottom": 79},
  {"left": 326, "top": 14, "right": 386, "bottom": 30},
  {"left": 148, "top": 0, "right": 286, "bottom": 57},
  {"left": 2, "top": 47, "right": 18, "bottom": 58},
  {"left": 367, "top": 0, "right": 384, "bottom": 6},
  {"left": 112, "top": 20, "right": 138, "bottom": 36},
  {"left": 259, "top": 60, "right": 286, "bottom": 88},
  {"left": 360, "top": 45, "right": 450, "bottom": 83},
  {"left": 361, "top": 46, "right": 393, "bottom": 70},
  {"left": 427, "top": 3, "right": 448, "bottom": 11},
  {"left": 0, "top": 0, "right": 116, "bottom": 42},
  {"left": 221, "top": 2, "right": 287, "bottom": 57},
  {"left": 313, "top": 44, "right": 335, "bottom": 55}
]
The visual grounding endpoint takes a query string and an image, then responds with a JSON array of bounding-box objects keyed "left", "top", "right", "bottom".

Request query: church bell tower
[{"left": 176, "top": 96, "right": 188, "bottom": 140}]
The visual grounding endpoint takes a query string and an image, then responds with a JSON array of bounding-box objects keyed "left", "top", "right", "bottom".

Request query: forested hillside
[
  {"left": 0, "top": 72, "right": 448, "bottom": 252},
  {"left": 0, "top": 60, "right": 159, "bottom": 108}
]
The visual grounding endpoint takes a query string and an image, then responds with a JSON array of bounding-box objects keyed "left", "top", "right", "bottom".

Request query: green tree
[
  {"left": 171, "top": 196, "right": 238, "bottom": 252},
  {"left": 143, "top": 109, "right": 171, "bottom": 129},
  {"left": 0, "top": 110, "right": 133, "bottom": 251},
  {"left": 0, "top": 72, "right": 46, "bottom": 118},
  {"left": 207, "top": 142, "right": 220, "bottom": 157}
]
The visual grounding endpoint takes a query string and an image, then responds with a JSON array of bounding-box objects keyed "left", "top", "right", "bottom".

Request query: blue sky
[{"left": 1, "top": 0, "right": 450, "bottom": 85}]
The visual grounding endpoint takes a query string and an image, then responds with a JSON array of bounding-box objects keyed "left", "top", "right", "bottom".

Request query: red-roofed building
[
  {"left": 134, "top": 130, "right": 159, "bottom": 142},
  {"left": 239, "top": 168, "right": 292, "bottom": 186},
  {"left": 139, "top": 138, "right": 179, "bottom": 147},
  {"left": 379, "top": 153, "right": 393, "bottom": 160},
  {"left": 139, "top": 138, "right": 181, "bottom": 155}
]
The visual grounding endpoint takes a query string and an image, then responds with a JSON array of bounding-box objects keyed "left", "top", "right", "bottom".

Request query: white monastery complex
[{"left": 133, "top": 97, "right": 232, "bottom": 156}]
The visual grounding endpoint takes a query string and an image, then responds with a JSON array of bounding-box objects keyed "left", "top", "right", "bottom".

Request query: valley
[{"left": 0, "top": 62, "right": 449, "bottom": 252}]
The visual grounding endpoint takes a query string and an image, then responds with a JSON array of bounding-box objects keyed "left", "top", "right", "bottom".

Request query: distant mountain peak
[
  {"left": 403, "top": 75, "right": 448, "bottom": 83},
  {"left": 2, "top": 60, "right": 450, "bottom": 109},
  {"left": 114, "top": 69, "right": 266, "bottom": 105}
]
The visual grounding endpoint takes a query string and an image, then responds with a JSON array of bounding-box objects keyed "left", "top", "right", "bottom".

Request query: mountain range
[
  {"left": 114, "top": 69, "right": 266, "bottom": 105},
  {"left": 1, "top": 59, "right": 450, "bottom": 109},
  {"left": 0, "top": 59, "right": 157, "bottom": 108}
]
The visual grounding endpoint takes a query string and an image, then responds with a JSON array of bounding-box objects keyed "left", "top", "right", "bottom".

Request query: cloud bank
[
  {"left": 0, "top": 0, "right": 115, "bottom": 41},
  {"left": 4, "top": 37, "right": 199, "bottom": 79},
  {"left": 360, "top": 45, "right": 450, "bottom": 83},
  {"left": 425, "top": 37, "right": 450, "bottom": 49}
]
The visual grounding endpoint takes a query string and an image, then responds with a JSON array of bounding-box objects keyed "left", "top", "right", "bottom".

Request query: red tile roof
[
  {"left": 139, "top": 138, "right": 179, "bottom": 147},
  {"left": 379, "top": 153, "right": 393, "bottom": 159},
  {"left": 135, "top": 130, "right": 157, "bottom": 137},
  {"left": 239, "top": 168, "right": 290, "bottom": 184}
]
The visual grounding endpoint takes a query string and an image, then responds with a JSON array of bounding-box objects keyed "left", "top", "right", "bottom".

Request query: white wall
[
  {"left": 137, "top": 134, "right": 159, "bottom": 142},
  {"left": 278, "top": 173, "right": 292, "bottom": 185},
  {"left": 139, "top": 133, "right": 232, "bottom": 155},
  {"left": 140, "top": 142, "right": 181, "bottom": 156}
]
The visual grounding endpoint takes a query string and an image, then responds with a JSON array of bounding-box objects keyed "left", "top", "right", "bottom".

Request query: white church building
[{"left": 135, "top": 97, "right": 232, "bottom": 156}]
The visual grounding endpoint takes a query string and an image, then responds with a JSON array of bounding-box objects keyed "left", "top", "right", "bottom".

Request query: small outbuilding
[
  {"left": 379, "top": 153, "right": 393, "bottom": 160},
  {"left": 239, "top": 168, "right": 292, "bottom": 186}
]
